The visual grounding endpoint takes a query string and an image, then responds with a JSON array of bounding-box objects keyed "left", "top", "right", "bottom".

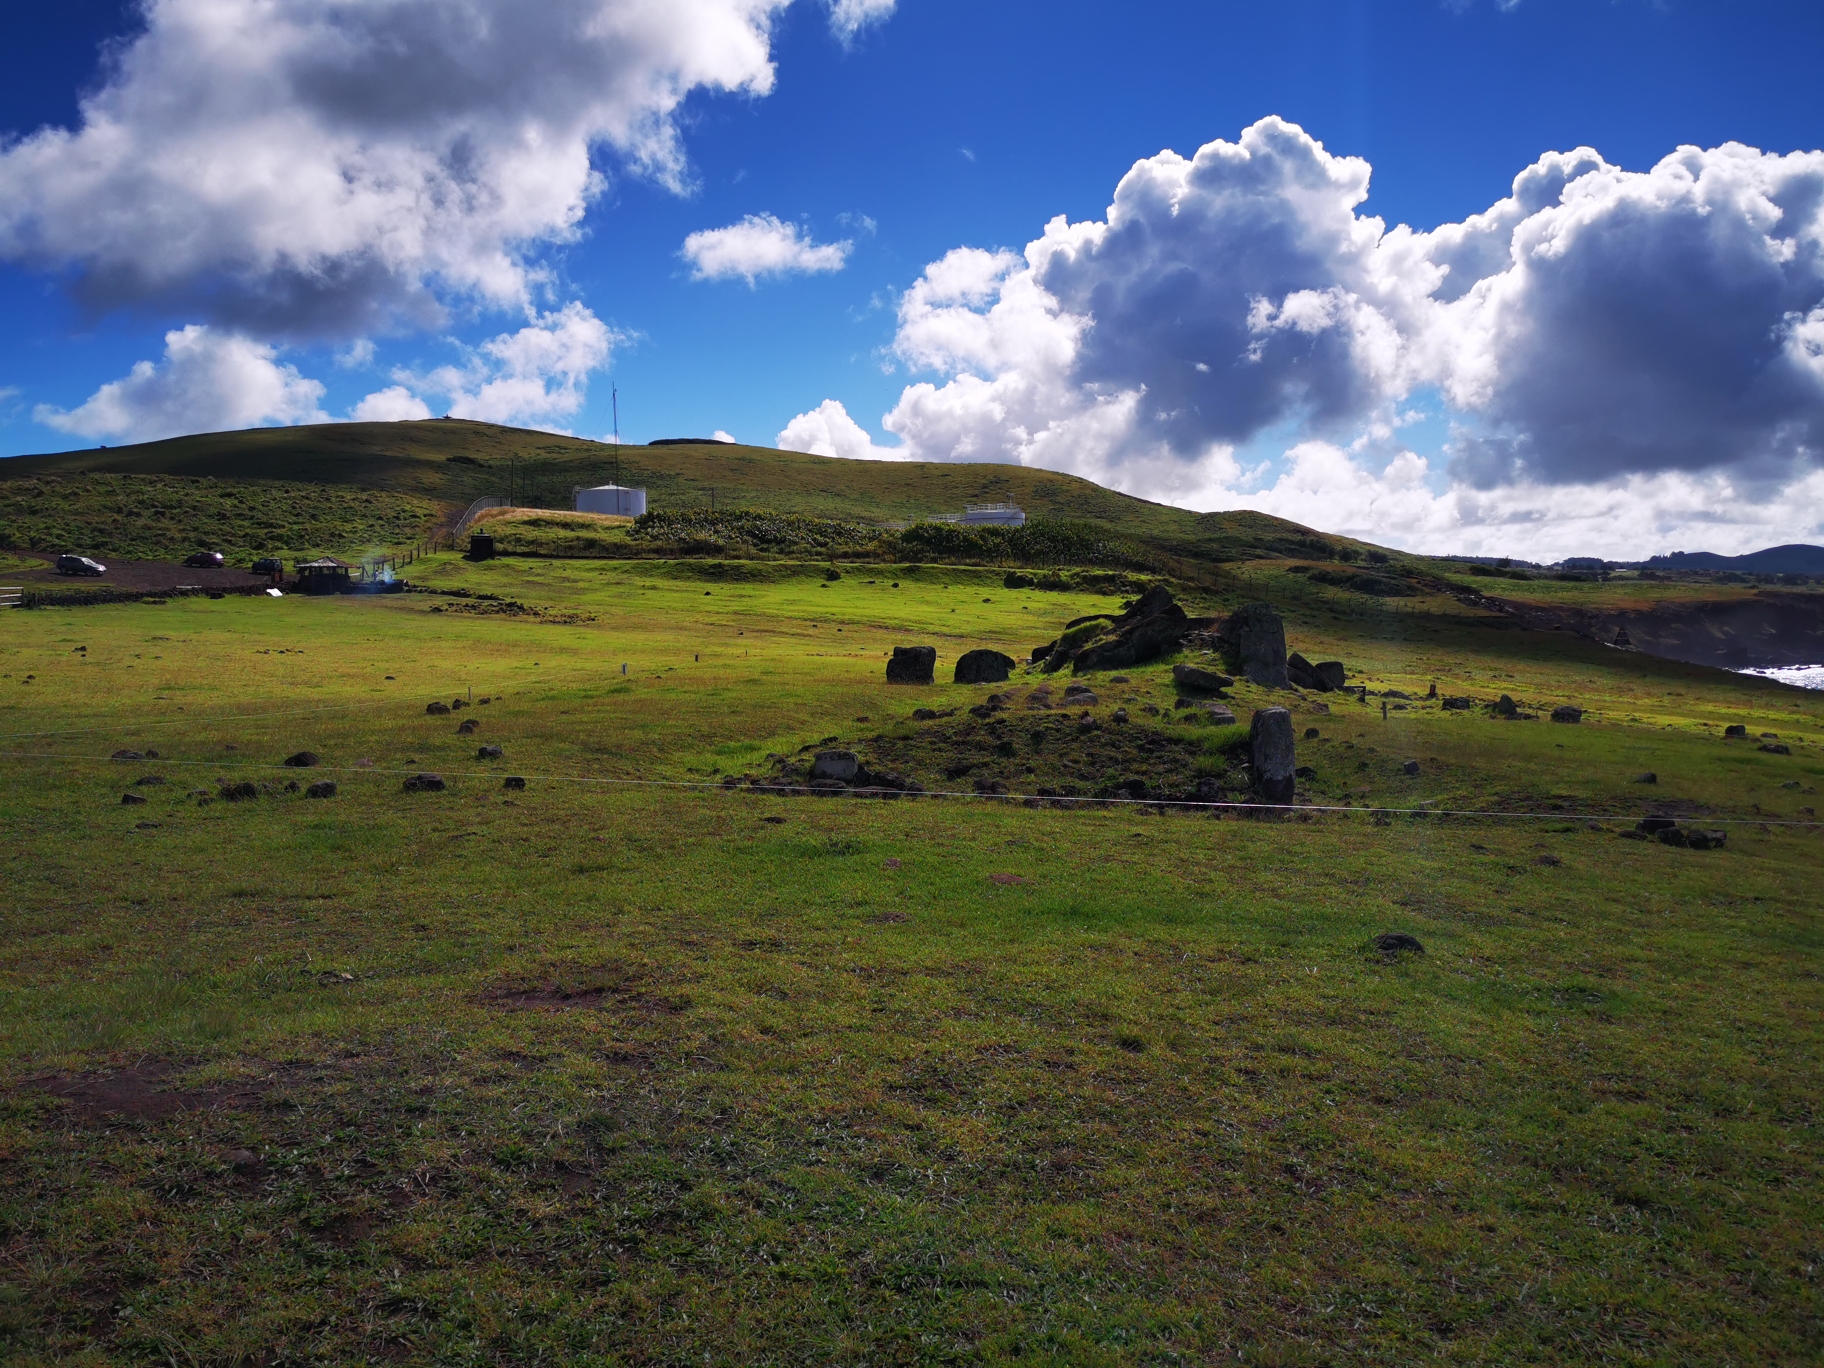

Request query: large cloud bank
[
  {"left": 783, "top": 119, "right": 1824, "bottom": 557},
  {"left": 0, "top": 0, "right": 880, "bottom": 336}
]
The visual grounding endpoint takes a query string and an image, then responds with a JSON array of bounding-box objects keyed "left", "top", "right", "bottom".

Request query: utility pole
[{"left": 612, "top": 384, "right": 621, "bottom": 491}]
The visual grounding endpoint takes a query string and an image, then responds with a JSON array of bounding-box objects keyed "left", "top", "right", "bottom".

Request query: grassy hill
[{"left": 1, "top": 419, "right": 1352, "bottom": 566}]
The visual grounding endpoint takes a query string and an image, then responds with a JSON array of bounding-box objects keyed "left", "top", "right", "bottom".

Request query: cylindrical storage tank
[{"left": 575, "top": 485, "right": 647, "bottom": 517}]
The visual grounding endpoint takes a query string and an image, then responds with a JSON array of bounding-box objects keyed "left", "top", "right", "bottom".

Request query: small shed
[{"left": 296, "top": 557, "right": 353, "bottom": 594}]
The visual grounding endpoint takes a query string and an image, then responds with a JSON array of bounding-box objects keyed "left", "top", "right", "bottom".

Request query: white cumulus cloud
[
  {"left": 0, "top": 0, "right": 796, "bottom": 335},
  {"left": 350, "top": 386, "right": 434, "bottom": 423},
  {"left": 783, "top": 117, "right": 1824, "bottom": 555},
  {"left": 682, "top": 214, "right": 851, "bottom": 285},
  {"left": 777, "top": 398, "right": 903, "bottom": 460},
  {"left": 395, "top": 303, "right": 618, "bottom": 431},
  {"left": 35, "top": 326, "right": 328, "bottom": 444}
]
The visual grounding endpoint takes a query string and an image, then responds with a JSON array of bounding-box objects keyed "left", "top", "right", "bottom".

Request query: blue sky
[{"left": 1, "top": 1, "right": 1821, "bottom": 558}]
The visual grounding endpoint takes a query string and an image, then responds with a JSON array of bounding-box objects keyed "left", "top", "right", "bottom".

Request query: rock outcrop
[
  {"left": 1034, "top": 586, "right": 1210, "bottom": 675},
  {"left": 885, "top": 646, "right": 937, "bottom": 685},
  {"left": 954, "top": 649, "right": 1016, "bottom": 685}
]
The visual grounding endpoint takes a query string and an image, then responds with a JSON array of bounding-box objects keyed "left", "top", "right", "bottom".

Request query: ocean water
[{"left": 1736, "top": 664, "right": 1824, "bottom": 691}]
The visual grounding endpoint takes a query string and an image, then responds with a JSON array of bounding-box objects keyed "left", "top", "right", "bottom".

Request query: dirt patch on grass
[
  {"left": 475, "top": 959, "right": 689, "bottom": 1016},
  {"left": 24, "top": 1062, "right": 270, "bottom": 1122}
]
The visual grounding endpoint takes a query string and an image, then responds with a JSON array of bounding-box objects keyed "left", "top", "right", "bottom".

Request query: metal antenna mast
[{"left": 611, "top": 384, "right": 621, "bottom": 491}]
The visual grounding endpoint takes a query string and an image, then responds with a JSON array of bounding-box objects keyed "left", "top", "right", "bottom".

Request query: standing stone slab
[
  {"left": 1217, "top": 603, "right": 1289, "bottom": 689},
  {"left": 954, "top": 649, "right": 1016, "bottom": 685},
  {"left": 886, "top": 646, "right": 937, "bottom": 685},
  {"left": 1250, "top": 706, "right": 1296, "bottom": 804}
]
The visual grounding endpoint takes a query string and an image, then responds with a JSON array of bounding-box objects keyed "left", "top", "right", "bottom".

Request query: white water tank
[
  {"left": 576, "top": 485, "right": 647, "bottom": 517},
  {"left": 960, "top": 502, "right": 1025, "bottom": 527}
]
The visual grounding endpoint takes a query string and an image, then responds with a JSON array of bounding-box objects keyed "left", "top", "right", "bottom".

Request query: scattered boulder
[
  {"left": 954, "top": 649, "right": 1015, "bottom": 685},
  {"left": 1063, "top": 585, "right": 1204, "bottom": 674},
  {"left": 1656, "top": 827, "right": 1689, "bottom": 848},
  {"left": 1304, "top": 727, "right": 1320, "bottom": 740},
  {"left": 1686, "top": 829, "right": 1728, "bottom": 850},
  {"left": 1295, "top": 765, "right": 1317, "bottom": 780},
  {"left": 305, "top": 781, "right": 338, "bottom": 799},
  {"left": 451, "top": 698, "right": 467, "bottom": 710},
  {"left": 1760, "top": 742, "right": 1793, "bottom": 755},
  {"left": 1314, "top": 661, "right": 1347, "bottom": 692},
  {"left": 1724, "top": 724, "right": 1747, "bottom": 738},
  {"left": 811, "top": 750, "right": 860, "bottom": 783},
  {"left": 886, "top": 646, "right": 937, "bottom": 685},
  {"left": 134, "top": 775, "right": 166, "bottom": 786},
  {"left": 1112, "top": 707, "right": 1129, "bottom": 723},
  {"left": 426, "top": 702, "right": 450, "bottom": 715},
  {"left": 1215, "top": 602, "right": 1289, "bottom": 689},
  {"left": 912, "top": 708, "right": 942, "bottom": 720},
  {"left": 457, "top": 718, "right": 479, "bottom": 735},
  {"left": 1110, "top": 676, "right": 1131, "bottom": 684},
  {"left": 1172, "top": 663, "right": 1234, "bottom": 693},
  {"left": 1249, "top": 706, "right": 1296, "bottom": 804},
  {"left": 1030, "top": 642, "right": 1055, "bottom": 664},
  {"left": 1400, "top": 760, "right": 1420, "bottom": 776},
  {"left": 1202, "top": 705, "right": 1238, "bottom": 726},
  {"left": 219, "top": 782, "right": 258, "bottom": 801},
  {"left": 1286, "top": 653, "right": 1321, "bottom": 690},
  {"left": 1442, "top": 697, "right": 1475, "bottom": 711},
  {"left": 283, "top": 751, "right": 321, "bottom": 767},
  {"left": 1551, "top": 705, "right": 1583, "bottom": 724},
  {"left": 110, "top": 749, "right": 145, "bottom": 762},
  {"left": 478, "top": 745, "right": 504, "bottom": 760},
  {"left": 284, "top": 780, "right": 299, "bottom": 793},
  {"left": 503, "top": 777, "right": 527, "bottom": 791},
  {"left": 1635, "top": 816, "right": 1678, "bottom": 834},
  {"left": 1634, "top": 772, "right": 1658, "bottom": 784},
  {"left": 1492, "top": 695, "right": 1519, "bottom": 718},
  {"left": 120, "top": 792, "right": 147, "bottom": 806},
  {"left": 1371, "top": 932, "right": 1425, "bottom": 957},
  {"left": 403, "top": 773, "right": 446, "bottom": 793}
]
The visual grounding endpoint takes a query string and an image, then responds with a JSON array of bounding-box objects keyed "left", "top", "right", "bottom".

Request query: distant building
[
  {"left": 296, "top": 557, "right": 353, "bottom": 594},
  {"left": 576, "top": 485, "right": 647, "bottom": 517},
  {"left": 959, "top": 503, "right": 1025, "bottom": 527}
]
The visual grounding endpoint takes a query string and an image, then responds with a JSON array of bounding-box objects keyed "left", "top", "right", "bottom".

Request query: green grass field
[{"left": 2, "top": 548, "right": 1820, "bottom": 1364}]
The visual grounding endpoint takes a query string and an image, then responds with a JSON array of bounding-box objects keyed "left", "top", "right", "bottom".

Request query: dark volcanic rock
[
  {"left": 219, "top": 781, "right": 258, "bottom": 801},
  {"left": 1250, "top": 706, "right": 1296, "bottom": 803},
  {"left": 1072, "top": 585, "right": 1198, "bottom": 674},
  {"left": 283, "top": 751, "right": 321, "bottom": 767},
  {"left": 478, "top": 745, "right": 504, "bottom": 760},
  {"left": 1492, "top": 695, "right": 1519, "bottom": 718},
  {"left": 1172, "top": 663, "right": 1233, "bottom": 693},
  {"left": 1724, "top": 724, "right": 1747, "bottom": 738},
  {"left": 811, "top": 750, "right": 860, "bottom": 782},
  {"left": 1442, "top": 697, "right": 1475, "bottom": 711},
  {"left": 403, "top": 773, "right": 446, "bottom": 793},
  {"left": 886, "top": 646, "right": 936, "bottom": 685},
  {"left": 1634, "top": 772, "right": 1658, "bottom": 784},
  {"left": 426, "top": 702, "right": 451, "bottom": 715},
  {"left": 1371, "top": 932, "right": 1425, "bottom": 957},
  {"left": 1216, "top": 603, "right": 1289, "bottom": 689},
  {"left": 1760, "top": 742, "right": 1793, "bottom": 755},
  {"left": 110, "top": 749, "right": 145, "bottom": 762},
  {"left": 457, "top": 718, "right": 479, "bottom": 735},
  {"left": 955, "top": 649, "right": 1016, "bottom": 685},
  {"left": 1551, "top": 705, "right": 1583, "bottom": 724},
  {"left": 120, "top": 792, "right": 147, "bottom": 805},
  {"left": 1286, "top": 652, "right": 1321, "bottom": 690},
  {"left": 1401, "top": 760, "right": 1420, "bottom": 775},
  {"left": 503, "top": 777, "right": 527, "bottom": 791},
  {"left": 305, "top": 780, "right": 337, "bottom": 799},
  {"left": 1314, "top": 661, "right": 1347, "bottom": 691}
]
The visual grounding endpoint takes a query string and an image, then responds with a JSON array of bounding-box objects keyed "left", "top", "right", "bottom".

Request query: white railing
[
  {"left": 453, "top": 496, "right": 509, "bottom": 538},
  {"left": 0, "top": 587, "right": 21, "bottom": 608}
]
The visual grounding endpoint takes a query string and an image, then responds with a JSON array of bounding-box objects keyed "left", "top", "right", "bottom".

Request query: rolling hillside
[{"left": 1, "top": 419, "right": 1351, "bottom": 566}]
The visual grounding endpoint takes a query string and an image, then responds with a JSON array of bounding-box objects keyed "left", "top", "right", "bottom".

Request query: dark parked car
[
  {"left": 55, "top": 554, "right": 107, "bottom": 576},
  {"left": 183, "top": 551, "right": 226, "bottom": 569},
  {"left": 251, "top": 557, "right": 284, "bottom": 576}
]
